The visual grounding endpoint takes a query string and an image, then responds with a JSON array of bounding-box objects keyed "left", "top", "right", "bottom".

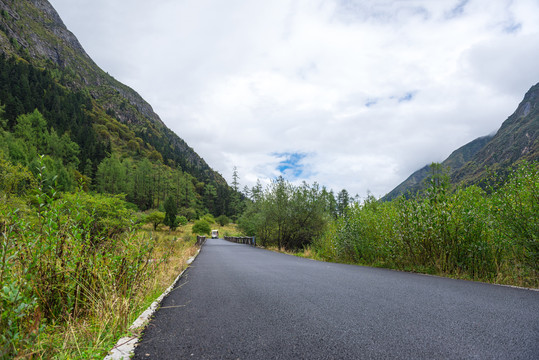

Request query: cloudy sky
[{"left": 48, "top": 0, "right": 539, "bottom": 198}]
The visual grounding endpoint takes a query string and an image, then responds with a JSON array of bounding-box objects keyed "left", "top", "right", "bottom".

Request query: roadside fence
[
  {"left": 224, "top": 236, "right": 256, "bottom": 247},
  {"left": 196, "top": 235, "right": 206, "bottom": 246}
]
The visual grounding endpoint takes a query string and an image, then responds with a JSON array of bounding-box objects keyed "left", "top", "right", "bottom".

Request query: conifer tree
[{"left": 164, "top": 195, "right": 178, "bottom": 230}]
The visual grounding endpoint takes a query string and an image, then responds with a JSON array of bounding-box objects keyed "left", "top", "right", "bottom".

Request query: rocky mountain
[
  {"left": 384, "top": 82, "right": 538, "bottom": 200},
  {"left": 0, "top": 0, "right": 224, "bottom": 185},
  {"left": 452, "top": 82, "right": 539, "bottom": 185},
  {"left": 383, "top": 135, "right": 493, "bottom": 201}
]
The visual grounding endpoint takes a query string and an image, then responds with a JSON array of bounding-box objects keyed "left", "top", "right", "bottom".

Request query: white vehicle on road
[{"left": 211, "top": 230, "right": 219, "bottom": 239}]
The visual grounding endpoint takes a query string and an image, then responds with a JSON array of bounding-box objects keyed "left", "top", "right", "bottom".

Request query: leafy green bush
[
  {"left": 490, "top": 161, "right": 538, "bottom": 272},
  {"left": 0, "top": 160, "right": 158, "bottom": 357},
  {"left": 201, "top": 214, "right": 215, "bottom": 224},
  {"left": 145, "top": 211, "right": 165, "bottom": 230},
  {"left": 177, "top": 215, "right": 188, "bottom": 226},
  {"left": 192, "top": 220, "right": 211, "bottom": 235},
  {"left": 238, "top": 178, "right": 328, "bottom": 250},
  {"left": 216, "top": 214, "right": 230, "bottom": 226},
  {"left": 0, "top": 210, "right": 42, "bottom": 358},
  {"left": 180, "top": 208, "right": 197, "bottom": 221},
  {"left": 313, "top": 162, "right": 538, "bottom": 286},
  {"left": 0, "top": 150, "right": 35, "bottom": 196}
]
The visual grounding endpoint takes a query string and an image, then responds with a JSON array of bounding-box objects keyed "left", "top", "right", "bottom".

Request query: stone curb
[{"left": 104, "top": 249, "right": 201, "bottom": 360}]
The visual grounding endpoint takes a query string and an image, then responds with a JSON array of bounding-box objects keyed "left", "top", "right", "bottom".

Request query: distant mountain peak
[{"left": 383, "top": 82, "right": 538, "bottom": 200}]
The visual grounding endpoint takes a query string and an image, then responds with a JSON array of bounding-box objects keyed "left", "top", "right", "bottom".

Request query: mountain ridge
[
  {"left": 451, "top": 82, "right": 539, "bottom": 186},
  {"left": 384, "top": 82, "right": 538, "bottom": 200},
  {"left": 0, "top": 0, "right": 223, "bottom": 184},
  {"left": 383, "top": 134, "right": 494, "bottom": 201}
]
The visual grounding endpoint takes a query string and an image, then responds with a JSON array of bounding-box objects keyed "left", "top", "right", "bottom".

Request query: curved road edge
[{"left": 103, "top": 248, "right": 203, "bottom": 360}]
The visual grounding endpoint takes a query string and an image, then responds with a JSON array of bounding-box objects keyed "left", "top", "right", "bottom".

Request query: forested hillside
[{"left": 0, "top": 0, "right": 242, "bottom": 217}]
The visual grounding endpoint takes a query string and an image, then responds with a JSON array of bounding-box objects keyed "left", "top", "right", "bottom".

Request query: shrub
[
  {"left": 192, "top": 220, "right": 211, "bottom": 235},
  {"left": 201, "top": 214, "right": 215, "bottom": 224},
  {"left": 145, "top": 211, "right": 165, "bottom": 230},
  {"left": 177, "top": 215, "right": 188, "bottom": 226},
  {"left": 313, "top": 161, "right": 538, "bottom": 285},
  {"left": 0, "top": 160, "right": 157, "bottom": 357},
  {"left": 179, "top": 207, "right": 197, "bottom": 221},
  {"left": 216, "top": 215, "right": 230, "bottom": 226}
]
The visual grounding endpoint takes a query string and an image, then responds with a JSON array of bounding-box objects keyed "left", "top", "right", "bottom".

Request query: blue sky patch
[
  {"left": 274, "top": 152, "right": 308, "bottom": 179},
  {"left": 365, "top": 98, "right": 378, "bottom": 107},
  {"left": 504, "top": 22, "right": 522, "bottom": 33},
  {"left": 446, "top": 0, "right": 469, "bottom": 19},
  {"left": 398, "top": 91, "right": 416, "bottom": 102}
]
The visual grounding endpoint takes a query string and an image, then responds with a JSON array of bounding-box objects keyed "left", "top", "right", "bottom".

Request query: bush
[
  {"left": 145, "top": 211, "right": 165, "bottom": 230},
  {"left": 0, "top": 161, "right": 157, "bottom": 357},
  {"left": 177, "top": 215, "right": 188, "bottom": 226},
  {"left": 179, "top": 207, "right": 197, "bottom": 221},
  {"left": 201, "top": 214, "right": 215, "bottom": 224},
  {"left": 491, "top": 161, "right": 538, "bottom": 272},
  {"left": 313, "top": 162, "right": 539, "bottom": 286},
  {"left": 216, "top": 215, "right": 230, "bottom": 226},
  {"left": 192, "top": 220, "right": 211, "bottom": 235}
]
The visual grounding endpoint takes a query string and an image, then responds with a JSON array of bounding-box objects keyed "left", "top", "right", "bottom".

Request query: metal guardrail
[
  {"left": 196, "top": 235, "right": 206, "bottom": 246},
  {"left": 224, "top": 236, "right": 256, "bottom": 246}
]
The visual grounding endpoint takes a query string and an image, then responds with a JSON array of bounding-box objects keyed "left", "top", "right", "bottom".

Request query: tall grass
[
  {"left": 0, "top": 160, "right": 198, "bottom": 358},
  {"left": 314, "top": 161, "right": 538, "bottom": 287}
]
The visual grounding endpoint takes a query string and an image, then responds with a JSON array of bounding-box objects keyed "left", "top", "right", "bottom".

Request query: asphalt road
[{"left": 133, "top": 238, "right": 539, "bottom": 359}]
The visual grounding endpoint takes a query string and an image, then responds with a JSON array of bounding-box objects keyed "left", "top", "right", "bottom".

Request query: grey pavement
[{"left": 133, "top": 238, "right": 539, "bottom": 359}]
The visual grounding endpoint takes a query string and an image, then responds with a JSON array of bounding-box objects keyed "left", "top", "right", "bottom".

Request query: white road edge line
[{"left": 104, "top": 249, "right": 201, "bottom": 360}]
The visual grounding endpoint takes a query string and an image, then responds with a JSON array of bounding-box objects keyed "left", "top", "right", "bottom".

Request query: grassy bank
[{"left": 1, "top": 183, "right": 199, "bottom": 358}]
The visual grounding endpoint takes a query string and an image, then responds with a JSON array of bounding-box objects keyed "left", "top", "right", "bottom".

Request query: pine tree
[{"left": 164, "top": 195, "right": 178, "bottom": 230}]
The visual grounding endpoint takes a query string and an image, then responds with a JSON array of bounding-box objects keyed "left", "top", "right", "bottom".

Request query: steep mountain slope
[
  {"left": 383, "top": 135, "right": 493, "bottom": 200},
  {"left": 0, "top": 0, "right": 223, "bottom": 184},
  {"left": 452, "top": 82, "right": 539, "bottom": 185},
  {"left": 384, "top": 82, "right": 538, "bottom": 200}
]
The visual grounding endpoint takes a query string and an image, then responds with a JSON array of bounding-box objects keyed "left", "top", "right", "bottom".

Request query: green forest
[{"left": 0, "top": 54, "right": 242, "bottom": 218}]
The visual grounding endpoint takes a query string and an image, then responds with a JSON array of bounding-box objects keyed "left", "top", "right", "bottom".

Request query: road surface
[{"left": 133, "top": 238, "right": 539, "bottom": 359}]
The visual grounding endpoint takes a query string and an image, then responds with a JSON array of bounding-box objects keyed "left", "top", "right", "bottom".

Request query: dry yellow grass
[
  {"left": 33, "top": 223, "right": 200, "bottom": 359},
  {"left": 139, "top": 223, "right": 199, "bottom": 299}
]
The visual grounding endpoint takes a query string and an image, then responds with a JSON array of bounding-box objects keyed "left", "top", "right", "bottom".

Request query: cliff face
[
  {"left": 0, "top": 0, "right": 224, "bottom": 184},
  {"left": 384, "top": 82, "right": 538, "bottom": 200}
]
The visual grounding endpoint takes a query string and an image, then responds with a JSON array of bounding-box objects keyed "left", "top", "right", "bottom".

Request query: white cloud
[{"left": 50, "top": 0, "right": 539, "bottom": 197}]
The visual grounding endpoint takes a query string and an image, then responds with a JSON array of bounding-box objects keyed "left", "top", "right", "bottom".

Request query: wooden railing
[
  {"left": 196, "top": 235, "right": 206, "bottom": 246},
  {"left": 224, "top": 236, "right": 256, "bottom": 246}
]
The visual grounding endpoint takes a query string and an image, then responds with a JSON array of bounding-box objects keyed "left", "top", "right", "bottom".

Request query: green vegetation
[
  {"left": 0, "top": 54, "right": 109, "bottom": 177},
  {"left": 0, "top": 54, "right": 243, "bottom": 218},
  {"left": 164, "top": 195, "right": 179, "bottom": 230},
  {"left": 216, "top": 214, "right": 231, "bottom": 226},
  {"left": 0, "top": 157, "right": 201, "bottom": 357},
  {"left": 234, "top": 162, "right": 537, "bottom": 288},
  {"left": 146, "top": 210, "right": 165, "bottom": 230},
  {"left": 0, "top": 56, "right": 239, "bottom": 356},
  {"left": 238, "top": 177, "right": 332, "bottom": 251},
  {"left": 313, "top": 162, "right": 538, "bottom": 287},
  {"left": 192, "top": 220, "right": 211, "bottom": 235},
  {"left": 1, "top": 160, "right": 143, "bottom": 357}
]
